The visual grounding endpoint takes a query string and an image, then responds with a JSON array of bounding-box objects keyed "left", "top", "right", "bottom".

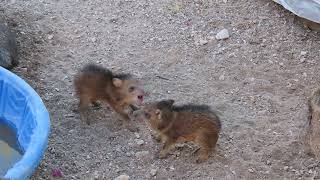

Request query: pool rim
[{"left": 0, "top": 67, "right": 50, "bottom": 180}]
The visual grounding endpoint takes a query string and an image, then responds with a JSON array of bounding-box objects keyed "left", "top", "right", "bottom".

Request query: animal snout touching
[{"left": 138, "top": 95, "right": 143, "bottom": 101}]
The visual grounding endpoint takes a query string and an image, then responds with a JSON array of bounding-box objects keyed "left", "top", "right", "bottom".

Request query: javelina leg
[
  {"left": 159, "top": 138, "right": 176, "bottom": 159},
  {"left": 118, "top": 112, "right": 139, "bottom": 132},
  {"left": 195, "top": 133, "right": 217, "bottom": 163},
  {"left": 79, "top": 95, "right": 91, "bottom": 125}
]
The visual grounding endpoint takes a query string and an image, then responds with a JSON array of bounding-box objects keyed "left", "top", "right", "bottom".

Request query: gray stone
[
  {"left": 216, "top": 29, "right": 230, "bottom": 40},
  {"left": 114, "top": 174, "right": 129, "bottom": 180}
]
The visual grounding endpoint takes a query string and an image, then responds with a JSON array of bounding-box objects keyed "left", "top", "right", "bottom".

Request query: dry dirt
[{"left": 2, "top": 0, "right": 320, "bottom": 179}]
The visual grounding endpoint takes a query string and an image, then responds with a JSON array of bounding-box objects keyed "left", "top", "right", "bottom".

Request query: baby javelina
[
  {"left": 74, "top": 64, "right": 146, "bottom": 131},
  {"left": 133, "top": 99, "right": 221, "bottom": 163}
]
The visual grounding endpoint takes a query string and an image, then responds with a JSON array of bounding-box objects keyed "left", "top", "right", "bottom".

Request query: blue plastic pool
[{"left": 0, "top": 67, "right": 50, "bottom": 180}]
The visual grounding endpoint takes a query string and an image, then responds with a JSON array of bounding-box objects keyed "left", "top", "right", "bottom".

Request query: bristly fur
[
  {"left": 156, "top": 100, "right": 222, "bottom": 130},
  {"left": 81, "top": 64, "right": 132, "bottom": 80},
  {"left": 172, "top": 104, "right": 221, "bottom": 129}
]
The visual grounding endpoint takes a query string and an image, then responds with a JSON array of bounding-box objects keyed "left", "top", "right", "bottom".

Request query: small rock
[
  {"left": 300, "top": 51, "right": 307, "bottom": 56},
  {"left": 114, "top": 174, "right": 129, "bottom": 180},
  {"left": 21, "top": 67, "right": 28, "bottom": 72},
  {"left": 199, "top": 39, "right": 208, "bottom": 45},
  {"left": 91, "top": 37, "right": 97, "bottom": 43},
  {"left": 135, "top": 151, "right": 150, "bottom": 159},
  {"left": 248, "top": 168, "right": 254, "bottom": 173},
  {"left": 218, "top": 74, "right": 225, "bottom": 81},
  {"left": 284, "top": 166, "right": 289, "bottom": 171},
  {"left": 303, "top": 72, "right": 307, "bottom": 77},
  {"left": 169, "top": 166, "right": 175, "bottom": 171},
  {"left": 134, "top": 132, "right": 140, "bottom": 139},
  {"left": 308, "top": 169, "right": 313, "bottom": 174},
  {"left": 299, "top": 58, "right": 306, "bottom": 63},
  {"left": 279, "top": 62, "right": 284, "bottom": 66},
  {"left": 93, "top": 171, "right": 99, "bottom": 180},
  {"left": 135, "top": 139, "right": 144, "bottom": 146},
  {"left": 223, "top": 0, "right": 227, "bottom": 2},
  {"left": 216, "top": 29, "right": 230, "bottom": 40},
  {"left": 150, "top": 169, "right": 157, "bottom": 176},
  {"left": 266, "top": 160, "right": 271, "bottom": 165},
  {"left": 47, "top": 34, "right": 54, "bottom": 40}
]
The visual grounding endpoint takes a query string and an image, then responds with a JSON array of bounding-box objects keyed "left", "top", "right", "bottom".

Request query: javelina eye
[
  {"left": 144, "top": 112, "right": 150, "bottom": 118},
  {"left": 129, "top": 86, "right": 135, "bottom": 92}
]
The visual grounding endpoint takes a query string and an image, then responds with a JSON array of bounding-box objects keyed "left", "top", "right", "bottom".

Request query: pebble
[
  {"left": 303, "top": 72, "right": 307, "bottom": 77},
  {"left": 169, "top": 166, "right": 175, "bottom": 171},
  {"left": 135, "top": 139, "right": 144, "bottom": 146},
  {"left": 216, "top": 29, "right": 230, "bottom": 40},
  {"left": 284, "top": 166, "right": 289, "bottom": 171},
  {"left": 93, "top": 171, "right": 99, "bottom": 180},
  {"left": 114, "top": 174, "right": 130, "bottom": 180},
  {"left": 91, "top": 37, "right": 97, "bottom": 43},
  {"left": 218, "top": 74, "right": 225, "bottom": 81},
  {"left": 248, "top": 168, "right": 254, "bottom": 173},
  {"left": 21, "top": 67, "right": 28, "bottom": 72},
  {"left": 299, "top": 58, "right": 306, "bottom": 63},
  {"left": 199, "top": 39, "right": 208, "bottom": 45},
  {"left": 150, "top": 169, "right": 158, "bottom": 176},
  {"left": 223, "top": 0, "right": 227, "bottom": 2},
  {"left": 300, "top": 51, "right": 307, "bottom": 56},
  {"left": 135, "top": 151, "right": 150, "bottom": 159},
  {"left": 266, "top": 160, "right": 271, "bottom": 165},
  {"left": 134, "top": 132, "right": 140, "bottom": 139},
  {"left": 47, "top": 34, "right": 54, "bottom": 40}
]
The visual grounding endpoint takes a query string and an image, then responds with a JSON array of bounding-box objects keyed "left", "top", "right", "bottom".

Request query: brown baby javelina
[
  {"left": 74, "top": 64, "right": 146, "bottom": 131},
  {"left": 308, "top": 88, "right": 320, "bottom": 158},
  {"left": 133, "top": 99, "right": 221, "bottom": 163}
]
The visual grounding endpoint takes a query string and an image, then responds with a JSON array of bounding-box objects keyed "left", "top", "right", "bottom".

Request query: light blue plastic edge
[{"left": 0, "top": 67, "right": 50, "bottom": 180}]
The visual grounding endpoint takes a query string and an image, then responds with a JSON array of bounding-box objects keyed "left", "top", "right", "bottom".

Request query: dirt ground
[{"left": 2, "top": 0, "right": 320, "bottom": 179}]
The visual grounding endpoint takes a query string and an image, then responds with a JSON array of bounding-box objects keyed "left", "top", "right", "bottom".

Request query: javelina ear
[
  {"left": 155, "top": 109, "right": 162, "bottom": 120},
  {"left": 112, "top": 78, "right": 123, "bottom": 87},
  {"left": 163, "top": 99, "right": 174, "bottom": 107}
]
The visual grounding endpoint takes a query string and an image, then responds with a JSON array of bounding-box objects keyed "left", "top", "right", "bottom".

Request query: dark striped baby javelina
[
  {"left": 133, "top": 99, "right": 221, "bottom": 163},
  {"left": 74, "top": 64, "right": 146, "bottom": 131},
  {"left": 0, "top": 23, "right": 18, "bottom": 69}
]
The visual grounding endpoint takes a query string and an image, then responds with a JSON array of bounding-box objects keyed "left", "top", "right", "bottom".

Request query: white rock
[
  {"left": 114, "top": 174, "right": 130, "bottom": 180},
  {"left": 248, "top": 168, "right": 254, "bottom": 173},
  {"left": 93, "top": 171, "right": 99, "bottom": 180},
  {"left": 47, "top": 34, "right": 54, "bottom": 40},
  {"left": 135, "top": 151, "right": 150, "bottom": 159},
  {"left": 150, "top": 169, "right": 157, "bottom": 176},
  {"left": 300, "top": 51, "right": 307, "bottom": 56},
  {"left": 135, "top": 139, "right": 144, "bottom": 146},
  {"left": 134, "top": 132, "right": 140, "bottom": 139},
  {"left": 216, "top": 29, "right": 230, "bottom": 40},
  {"left": 199, "top": 39, "right": 208, "bottom": 45},
  {"left": 223, "top": 0, "right": 227, "bottom": 2},
  {"left": 218, "top": 74, "right": 225, "bottom": 81},
  {"left": 303, "top": 72, "right": 307, "bottom": 77},
  {"left": 91, "top": 37, "right": 97, "bottom": 43}
]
